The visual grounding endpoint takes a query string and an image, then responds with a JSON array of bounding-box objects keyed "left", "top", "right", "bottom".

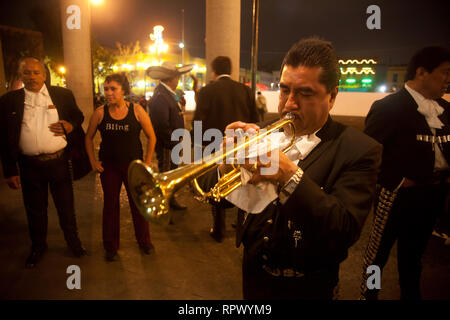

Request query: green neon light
[
  {"left": 361, "top": 78, "right": 373, "bottom": 84},
  {"left": 345, "top": 78, "right": 356, "bottom": 84}
]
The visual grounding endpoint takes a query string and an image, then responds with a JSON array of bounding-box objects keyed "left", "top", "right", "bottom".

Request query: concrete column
[
  {"left": 60, "top": 0, "right": 94, "bottom": 127},
  {"left": 0, "top": 37, "right": 6, "bottom": 95},
  {"left": 205, "top": 0, "right": 241, "bottom": 82}
]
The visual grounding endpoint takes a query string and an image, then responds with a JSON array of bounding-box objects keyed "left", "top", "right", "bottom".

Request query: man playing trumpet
[{"left": 223, "top": 38, "right": 382, "bottom": 299}]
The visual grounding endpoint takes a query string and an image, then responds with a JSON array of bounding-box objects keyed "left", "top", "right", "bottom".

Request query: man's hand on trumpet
[
  {"left": 221, "top": 121, "right": 300, "bottom": 187},
  {"left": 217, "top": 121, "right": 260, "bottom": 176},
  {"left": 246, "top": 151, "right": 299, "bottom": 186}
]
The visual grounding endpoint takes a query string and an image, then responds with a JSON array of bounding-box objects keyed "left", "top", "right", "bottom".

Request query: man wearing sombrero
[{"left": 147, "top": 61, "right": 193, "bottom": 210}]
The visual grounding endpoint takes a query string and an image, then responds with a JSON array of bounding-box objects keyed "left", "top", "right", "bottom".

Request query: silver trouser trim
[{"left": 359, "top": 179, "right": 404, "bottom": 300}]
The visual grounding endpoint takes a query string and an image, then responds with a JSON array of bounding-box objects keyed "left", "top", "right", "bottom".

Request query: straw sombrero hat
[{"left": 146, "top": 61, "right": 194, "bottom": 80}]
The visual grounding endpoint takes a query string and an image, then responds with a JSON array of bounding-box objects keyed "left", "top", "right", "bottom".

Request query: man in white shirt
[
  {"left": 365, "top": 46, "right": 450, "bottom": 299},
  {"left": 0, "top": 57, "right": 86, "bottom": 268}
]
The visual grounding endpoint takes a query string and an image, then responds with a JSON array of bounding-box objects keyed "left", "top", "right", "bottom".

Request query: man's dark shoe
[
  {"left": 105, "top": 250, "right": 117, "bottom": 262},
  {"left": 170, "top": 198, "right": 187, "bottom": 210},
  {"left": 71, "top": 246, "right": 88, "bottom": 258},
  {"left": 140, "top": 243, "right": 155, "bottom": 255},
  {"left": 209, "top": 228, "right": 224, "bottom": 243},
  {"left": 25, "top": 247, "right": 47, "bottom": 268}
]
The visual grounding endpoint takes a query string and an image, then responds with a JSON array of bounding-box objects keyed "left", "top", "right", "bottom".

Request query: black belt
[
  {"left": 22, "top": 149, "right": 65, "bottom": 162},
  {"left": 418, "top": 171, "right": 450, "bottom": 185},
  {"left": 261, "top": 263, "right": 339, "bottom": 279},
  {"left": 430, "top": 171, "right": 450, "bottom": 184},
  {"left": 262, "top": 264, "right": 305, "bottom": 278}
]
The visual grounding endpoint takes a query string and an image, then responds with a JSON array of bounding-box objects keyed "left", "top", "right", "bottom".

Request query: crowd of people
[{"left": 0, "top": 38, "right": 448, "bottom": 300}]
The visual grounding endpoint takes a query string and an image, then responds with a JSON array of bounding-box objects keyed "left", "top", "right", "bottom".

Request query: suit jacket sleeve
[
  {"left": 364, "top": 99, "right": 397, "bottom": 150},
  {"left": 286, "top": 140, "right": 382, "bottom": 254},
  {"left": 245, "top": 86, "right": 259, "bottom": 123},
  {"left": 364, "top": 98, "right": 404, "bottom": 188},
  {"left": 193, "top": 87, "right": 209, "bottom": 123},
  {"left": 149, "top": 93, "right": 173, "bottom": 149},
  {"left": 0, "top": 92, "right": 20, "bottom": 178},
  {"left": 59, "top": 88, "right": 84, "bottom": 134}
]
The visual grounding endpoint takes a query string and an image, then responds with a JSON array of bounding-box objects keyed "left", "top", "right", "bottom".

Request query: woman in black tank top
[{"left": 85, "top": 74, "right": 156, "bottom": 261}]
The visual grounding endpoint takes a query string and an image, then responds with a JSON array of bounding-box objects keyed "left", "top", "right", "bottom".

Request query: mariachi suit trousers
[
  {"left": 369, "top": 182, "right": 448, "bottom": 300},
  {"left": 18, "top": 152, "right": 82, "bottom": 252}
]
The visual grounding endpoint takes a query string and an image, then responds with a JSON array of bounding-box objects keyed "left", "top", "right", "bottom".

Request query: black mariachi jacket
[
  {"left": 0, "top": 86, "right": 85, "bottom": 178},
  {"left": 365, "top": 88, "right": 450, "bottom": 190},
  {"left": 148, "top": 83, "right": 185, "bottom": 151},
  {"left": 237, "top": 117, "right": 382, "bottom": 273}
]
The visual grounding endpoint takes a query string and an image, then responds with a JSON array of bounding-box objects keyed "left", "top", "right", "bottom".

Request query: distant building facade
[{"left": 386, "top": 65, "right": 407, "bottom": 92}]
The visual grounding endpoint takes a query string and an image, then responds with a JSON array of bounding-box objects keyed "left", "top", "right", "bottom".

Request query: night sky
[{"left": 1, "top": 0, "right": 449, "bottom": 69}]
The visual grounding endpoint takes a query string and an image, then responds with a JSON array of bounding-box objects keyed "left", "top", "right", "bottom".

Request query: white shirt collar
[
  {"left": 24, "top": 83, "right": 49, "bottom": 97},
  {"left": 244, "top": 127, "right": 322, "bottom": 164},
  {"left": 160, "top": 81, "right": 177, "bottom": 96},
  {"left": 216, "top": 74, "right": 231, "bottom": 80},
  {"left": 405, "top": 83, "right": 444, "bottom": 129},
  {"left": 405, "top": 83, "right": 428, "bottom": 104},
  {"left": 289, "top": 128, "right": 322, "bottom": 161}
]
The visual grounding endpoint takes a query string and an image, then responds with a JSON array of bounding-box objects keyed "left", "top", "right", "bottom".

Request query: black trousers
[
  {"left": 156, "top": 146, "right": 183, "bottom": 210},
  {"left": 370, "top": 183, "right": 449, "bottom": 300},
  {"left": 156, "top": 147, "right": 177, "bottom": 172},
  {"left": 242, "top": 248, "right": 339, "bottom": 300},
  {"left": 211, "top": 202, "right": 227, "bottom": 235},
  {"left": 18, "top": 153, "right": 82, "bottom": 252}
]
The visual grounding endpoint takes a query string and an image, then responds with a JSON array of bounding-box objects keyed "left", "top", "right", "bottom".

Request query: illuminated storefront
[{"left": 339, "top": 59, "right": 377, "bottom": 92}]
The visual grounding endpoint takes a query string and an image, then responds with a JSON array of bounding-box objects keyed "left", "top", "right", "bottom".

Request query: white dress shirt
[
  {"left": 19, "top": 84, "right": 67, "bottom": 156},
  {"left": 216, "top": 74, "right": 231, "bottom": 80},
  {"left": 405, "top": 84, "right": 448, "bottom": 170},
  {"left": 224, "top": 130, "right": 322, "bottom": 213}
]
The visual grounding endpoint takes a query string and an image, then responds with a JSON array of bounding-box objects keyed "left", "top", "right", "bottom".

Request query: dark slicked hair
[
  {"left": 281, "top": 37, "right": 340, "bottom": 92},
  {"left": 212, "top": 56, "right": 232, "bottom": 76},
  {"left": 104, "top": 73, "right": 130, "bottom": 95},
  {"left": 405, "top": 46, "right": 450, "bottom": 81}
]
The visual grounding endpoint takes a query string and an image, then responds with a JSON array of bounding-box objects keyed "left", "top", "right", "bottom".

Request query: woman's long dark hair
[{"left": 104, "top": 73, "right": 130, "bottom": 95}]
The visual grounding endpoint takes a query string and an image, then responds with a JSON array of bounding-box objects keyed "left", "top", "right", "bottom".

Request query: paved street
[{"left": 1, "top": 168, "right": 449, "bottom": 300}]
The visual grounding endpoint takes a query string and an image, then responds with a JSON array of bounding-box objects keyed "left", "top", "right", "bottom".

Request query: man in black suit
[
  {"left": 219, "top": 38, "right": 382, "bottom": 299},
  {"left": 364, "top": 46, "right": 450, "bottom": 300},
  {"left": 0, "top": 57, "right": 86, "bottom": 268},
  {"left": 194, "top": 56, "right": 258, "bottom": 133},
  {"left": 194, "top": 56, "right": 258, "bottom": 242},
  {"left": 147, "top": 61, "right": 193, "bottom": 210}
]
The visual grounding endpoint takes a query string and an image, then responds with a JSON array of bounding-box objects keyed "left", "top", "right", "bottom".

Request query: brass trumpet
[{"left": 128, "top": 113, "right": 296, "bottom": 224}]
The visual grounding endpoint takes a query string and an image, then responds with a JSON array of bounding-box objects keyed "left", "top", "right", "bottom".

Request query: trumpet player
[{"left": 221, "top": 38, "right": 382, "bottom": 299}]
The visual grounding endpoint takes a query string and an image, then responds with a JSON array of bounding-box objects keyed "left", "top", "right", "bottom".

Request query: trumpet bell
[{"left": 128, "top": 160, "right": 170, "bottom": 225}]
